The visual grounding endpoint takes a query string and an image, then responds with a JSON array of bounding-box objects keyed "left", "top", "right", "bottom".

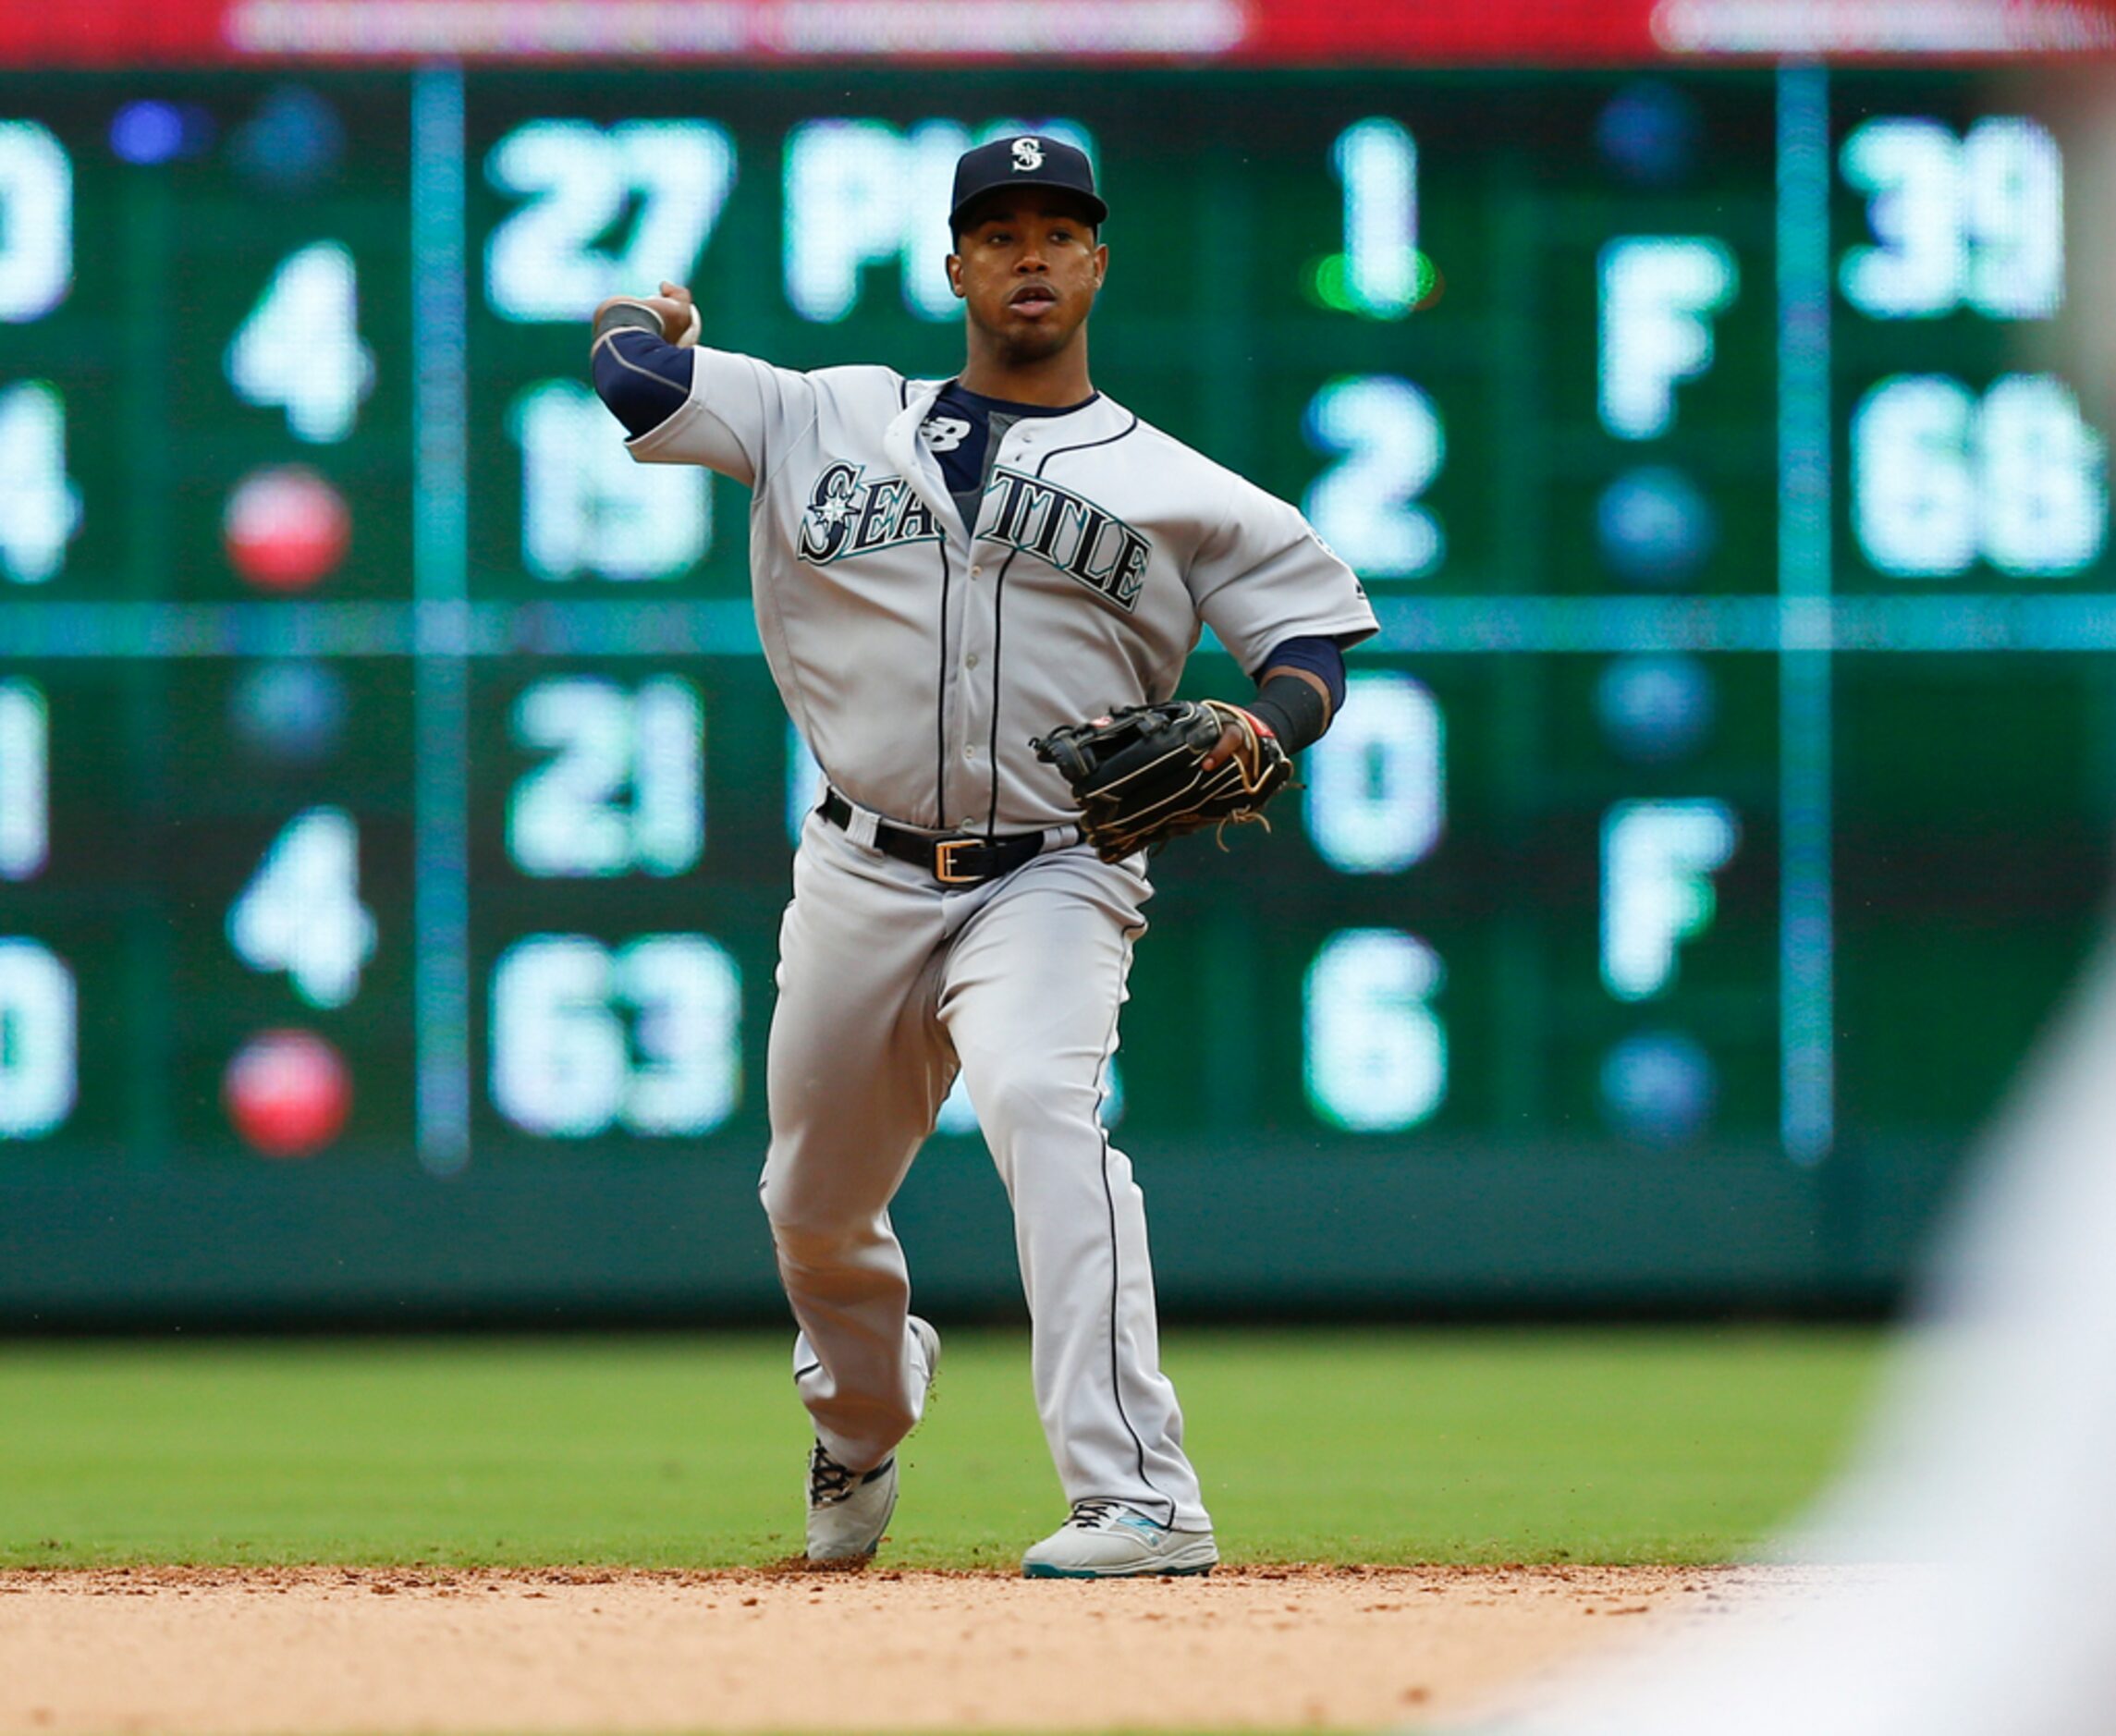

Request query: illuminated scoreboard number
[
  {"left": 509, "top": 378, "right": 712, "bottom": 582},
  {"left": 0, "top": 378, "right": 80, "bottom": 586},
  {"left": 508, "top": 675, "right": 705, "bottom": 876},
  {"left": 1293, "top": 670, "right": 1449, "bottom": 1132},
  {"left": 1302, "top": 375, "right": 1446, "bottom": 580},
  {"left": 1303, "top": 929, "right": 1447, "bottom": 1133},
  {"left": 0, "top": 677, "right": 75, "bottom": 1142},
  {"left": 0, "top": 935, "right": 75, "bottom": 1140},
  {"left": 1838, "top": 110, "right": 2110, "bottom": 584},
  {"left": 0, "top": 120, "right": 69, "bottom": 322},
  {"left": 1852, "top": 373, "right": 2106, "bottom": 578},
  {"left": 0, "top": 678, "right": 74, "bottom": 1141},
  {"left": 226, "top": 808, "right": 378, "bottom": 1013},
  {"left": 0, "top": 677, "right": 49, "bottom": 883},
  {"left": 480, "top": 118, "right": 728, "bottom": 588},
  {"left": 0, "top": 121, "right": 80, "bottom": 588},
  {"left": 1303, "top": 671, "right": 1444, "bottom": 875},
  {"left": 485, "top": 671, "right": 743, "bottom": 1142},
  {"left": 213, "top": 805, "right": 378, "bottom": 1159},
  {"left": 1322, "top": 117, "right": 1423, "bottom": 321},
  {"left": 224, "top": 241, "right": 376, "bottom": 446},
  {"left": 1839, "top": 116, "right": 2063, "bottom": 322},
  {"left": 1294, "top": 121, "right": 1449, "bottom": 577},
  {"left": 490, "top": 933, "right": 741, "bottom": 1138},
  {"left": 485, "top": 119, "right": 737, "bottom": 323}
]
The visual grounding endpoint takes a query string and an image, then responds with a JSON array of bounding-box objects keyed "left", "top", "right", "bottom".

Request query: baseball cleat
[
  {"left": 804, "top": 1315, "right": 940, "bottom": 1561},
  {"left": 1021, "top": 1498, "right": 1218, "bottom": 1578}
]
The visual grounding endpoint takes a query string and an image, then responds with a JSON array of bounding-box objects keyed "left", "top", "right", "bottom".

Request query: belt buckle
[{"left": 933, "top": 837, "right": 982, "bottom": 885}]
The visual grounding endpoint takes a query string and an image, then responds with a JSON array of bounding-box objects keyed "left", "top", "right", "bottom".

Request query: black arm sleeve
[
  {"left": 591, "top": 327, "right": 695, "bottom": 439},
  {"left": 1243, "top": 635, "right": 1347, "bottom": 752}
]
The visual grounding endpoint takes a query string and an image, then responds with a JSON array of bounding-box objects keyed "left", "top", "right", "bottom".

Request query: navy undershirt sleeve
[
  {"left": 592, "top": 328, "right": 695, "bottom": 439},
  {"left": 1254, "top": 636, "right": 1347, "bottom": 713},
  {"left": 1241, "top": 637, "right": 1348, "bottom": 752}
]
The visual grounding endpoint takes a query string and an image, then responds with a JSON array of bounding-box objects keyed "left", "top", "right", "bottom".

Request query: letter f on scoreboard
[
  {"left": 1600, "top": 800, "right": 1740, "bottom": 1001},
  {"left": 1597, "top": 238, "right": 1739, "bottom": 441}
]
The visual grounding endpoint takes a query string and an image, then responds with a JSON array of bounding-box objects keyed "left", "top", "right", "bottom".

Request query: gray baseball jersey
[{"left": 626, "top": 352, "right": 1378, "bottom": 832}]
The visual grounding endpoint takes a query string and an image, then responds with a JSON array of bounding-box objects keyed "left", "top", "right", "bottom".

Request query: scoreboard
[{"left": 1, "top": 63, "right": 2110, "bottom": 1314}]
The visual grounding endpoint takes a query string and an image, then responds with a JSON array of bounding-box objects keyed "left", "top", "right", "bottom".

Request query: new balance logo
[{"left": 919, "top": 415, "right": 973, "bottom": 454}]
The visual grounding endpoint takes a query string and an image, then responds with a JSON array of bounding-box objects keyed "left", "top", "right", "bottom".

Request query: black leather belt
[{"left": 820, "top": 791, "right": 1054, "bottom": 886}]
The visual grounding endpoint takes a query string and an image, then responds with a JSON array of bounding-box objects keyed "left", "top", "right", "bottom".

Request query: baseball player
[{"left": 589, "top": 135, "right": 1376, "bottom": 1576}]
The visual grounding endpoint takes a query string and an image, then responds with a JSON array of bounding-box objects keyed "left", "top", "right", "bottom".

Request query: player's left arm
[
  {"left": 1199, "top": 636, "right": 1347, "bottom": 771},
  {"left": 1187, "top": 476, "right": 1377, "bottom": 772}
]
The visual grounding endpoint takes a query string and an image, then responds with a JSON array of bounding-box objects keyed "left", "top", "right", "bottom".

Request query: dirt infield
[{"left": 0, "top": 1563, "right": 1785, "bottom": 1733}]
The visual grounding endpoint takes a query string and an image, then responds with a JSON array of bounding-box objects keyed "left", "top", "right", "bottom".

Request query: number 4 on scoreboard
[
  {"left": 224, "top": 242, "right": 375, "bottom": 444},
  {"left": 226, "top": 808, "right": 377, "bottom": 1010}
]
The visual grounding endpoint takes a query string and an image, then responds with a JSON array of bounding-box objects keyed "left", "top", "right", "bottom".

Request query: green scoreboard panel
[{"left": 1, "top": 68, "right": 2110, "bottom": 1316}]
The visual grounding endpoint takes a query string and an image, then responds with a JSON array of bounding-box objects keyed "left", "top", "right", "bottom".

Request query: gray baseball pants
[{"left": 759, "top": 803, "right": 1209, "bottom": 1531}]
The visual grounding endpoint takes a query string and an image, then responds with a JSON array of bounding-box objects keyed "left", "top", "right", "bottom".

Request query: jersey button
[
  {"left": 970, "top": 564, "right": 983, "bottom": 577},
  {"left": 965, "top": 654, "right": 980, "bottom": 669},
  {"left": 965, "top": 744, "right": 979, "bottom": 758}
]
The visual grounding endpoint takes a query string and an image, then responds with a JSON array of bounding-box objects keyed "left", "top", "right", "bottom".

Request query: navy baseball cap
[{"left": 948, "top": 135, "right": 1107, "bottom": 233}]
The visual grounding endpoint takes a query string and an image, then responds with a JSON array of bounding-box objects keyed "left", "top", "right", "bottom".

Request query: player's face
[{"left": 947, "top": 193, "right": 1107, "bottom": 362}]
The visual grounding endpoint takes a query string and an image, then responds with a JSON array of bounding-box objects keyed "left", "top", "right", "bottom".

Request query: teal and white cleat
[{"left": 1021, "top": 1499, "right": 1218, "bottom": 1578}]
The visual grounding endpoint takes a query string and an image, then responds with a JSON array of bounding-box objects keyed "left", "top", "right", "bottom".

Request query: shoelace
[
  {"left": 1066, "top": 1498, "right": 1129, "bottom": 1531},
  {"left": 808, "top": 1446, "right": 862, "bottom": 1507}
]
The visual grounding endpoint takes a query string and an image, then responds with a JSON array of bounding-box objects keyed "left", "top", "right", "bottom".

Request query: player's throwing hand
[{"left": 591, "top": 281, "right": 700, "bottom": 347}]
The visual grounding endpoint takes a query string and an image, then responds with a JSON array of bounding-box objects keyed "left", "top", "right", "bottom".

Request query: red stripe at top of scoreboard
[{"left": 5, "top": 0, "right": 2113, "bottom": 66}]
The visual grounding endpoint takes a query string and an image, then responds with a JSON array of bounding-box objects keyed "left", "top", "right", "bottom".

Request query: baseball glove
[{"left": 1032, "top": 699, "right": 1293, "bottom": 862}]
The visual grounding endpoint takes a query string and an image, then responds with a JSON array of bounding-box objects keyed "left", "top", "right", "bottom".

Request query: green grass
[{"left": 0, "top": 1326, "right": 1880, "bottom": 1570}]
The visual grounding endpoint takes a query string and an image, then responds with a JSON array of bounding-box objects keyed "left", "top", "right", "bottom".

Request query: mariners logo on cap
[{"left": 949, "top": 134, "right": 1107, "bottom": 229}]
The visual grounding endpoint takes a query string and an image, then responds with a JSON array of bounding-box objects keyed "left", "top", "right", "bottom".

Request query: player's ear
[{"left": 946, "top": 251, "right": 965, "bottom": 298}]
